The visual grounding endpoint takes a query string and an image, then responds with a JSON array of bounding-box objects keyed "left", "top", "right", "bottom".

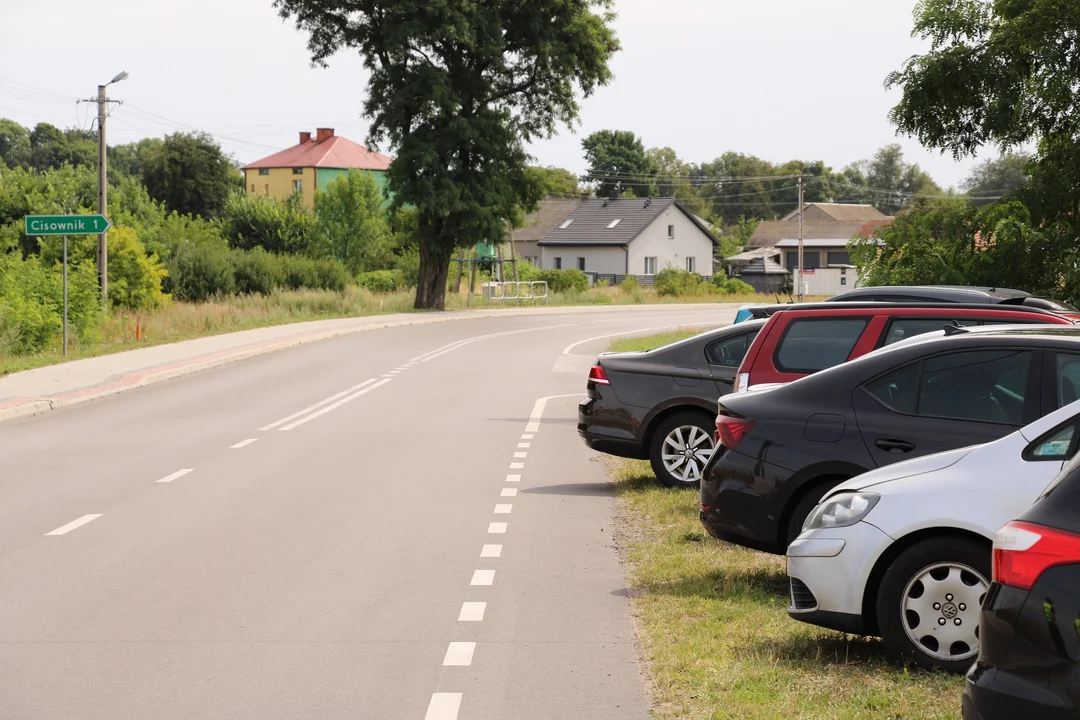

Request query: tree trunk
[{"left": 414, "top": 215, "right": 451, "bottom": 310}]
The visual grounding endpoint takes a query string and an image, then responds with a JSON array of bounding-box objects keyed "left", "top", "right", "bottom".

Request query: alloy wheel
[{"left": 661, "top": 425, "right": 715, "bottom": 484}]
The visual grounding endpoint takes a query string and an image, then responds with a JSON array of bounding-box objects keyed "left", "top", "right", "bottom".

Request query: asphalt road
[{"left": 0, "top": 306, "right": 734, "bottom": 719}]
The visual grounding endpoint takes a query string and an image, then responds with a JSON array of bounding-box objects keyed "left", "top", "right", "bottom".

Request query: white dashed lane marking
[
  {"left": 520, "top": 434, "right": 534, "bottom": 440},
  {"left": 230, "top": 438, "right": 258, "bottom": 449},
  {"left": 442, "top": 642, "right": 476, "bottom": 666},
  {"left": 458, "top": 602, "right": 486, "bottom": 622},
  {"left": 506, "top": 474, "right": 521, "bottom": 483},
  {"left": 471, "top": 570, "right": 495, "bottom": 586},
  {"left": 156, "top": 469, "right": 193, "bottom": 484},
  {"left": 517, "top": 443, "right": 530, "bottom": 448},
  {"left": 500, "top": 488, "right": 517, "bottom": 497},
  {"left": 480, "top": 544, "right": 502, "bottom": 558},
  {"left": 513, "top": 452, "right": 527, "bottom": 458},
  {"left": 494, "top": 504, "right": 512, "bottom": 514},
  {"left": 424, "top": 693, "right": 462, "bottom": 720},
  {"left": 509, "top": 462, "right": 524, "bottom": 469},
  {"left": 487, "top": 522, "right": 508, "bottom": 534},
  {"left": 45, "top": 514, "right": 102, "bottom": 536}
]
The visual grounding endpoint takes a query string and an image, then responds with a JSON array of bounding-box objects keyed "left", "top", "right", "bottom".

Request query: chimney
[
  {"left": 299, "top": 131, "right": 312, "bottom": 144},
  {"left": 316, "top": 127, "right": 334, "bottom": 142}
]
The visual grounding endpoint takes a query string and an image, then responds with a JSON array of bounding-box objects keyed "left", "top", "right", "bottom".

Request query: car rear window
[
  {"left": 883, "top": 318, "right": 979, "bottom": 346},
  {"left": 774, "top": 317, "right": 869, "bottom": 373},
  {"left": 706, "top": 330, "right": 759, "bottom": 367}
]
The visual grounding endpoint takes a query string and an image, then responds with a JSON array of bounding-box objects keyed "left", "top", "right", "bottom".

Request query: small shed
[{"left": 738, "top": 255, "right": 790, "bottom": 295}]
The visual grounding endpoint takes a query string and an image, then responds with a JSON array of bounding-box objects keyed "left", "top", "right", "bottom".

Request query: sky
[{"left": 0, "top": 0, "right": 989, "bottom": 190}]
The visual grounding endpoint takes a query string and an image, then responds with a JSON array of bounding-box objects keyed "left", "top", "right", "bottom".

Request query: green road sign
[{"left": 24, "top": 214, "right": 112, "bottom": 236}]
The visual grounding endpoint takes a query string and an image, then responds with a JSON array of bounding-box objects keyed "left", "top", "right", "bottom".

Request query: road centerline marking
[
  {"left": 45, "top": 514, "right": 102, "bottom": 536},
  {"left": 517, "top": 442, "right": 531, "bottom": 448},
  {"left": 258, "top": 379, "right": 376, "bottom": 431},
  {"left": 506, "top": 474, "right": 521, "bottom": 483},
  {"left": 471, "top": 569, "right": 495, "bottom": 586},
  {"left": 458, "top": 602, "right": 486, "bottom": 622},
  {"left": 501, "top": 488, "right": 518, "bottom": 497},
  {"left": 231, "top": 438, "right": 258, "bottom": 449},
  {"left": 279, "top": 378, "right": 392, "bottom": 431},
  {"left": 509, "top": 462, "right": 524, "bottom": 469},
  {"left": 494, "top": 504, "right": 513, "bottom": 514},
  {"left": 513, "top": 452, "right": 527, "bottom": 458},
  {"left": 424, "top": 693, "right": 463, "bottom": 720},
  {"left": 442, "top": 642, "right": 476, "bottom": 666},
  {"left": 481, "top": 544, "right": 503, "bottom": 558},
  {"left": 487, "top": 522, "right": 507, "bottom": 534},
  {"left": 156, "top": 469, "right": 193, "bottom": 484},
  {"left": 521, "top": 434, "right": 534, "bottom": 440}
]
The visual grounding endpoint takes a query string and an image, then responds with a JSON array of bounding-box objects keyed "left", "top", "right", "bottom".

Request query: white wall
[
  {"left": 539, "top": 245, "right": 627, "bottom": 274},
  {"left": 792, "top": 267, "right": 861, "bottom": 295},
  {"left": 627, "top": 207, "right": 715, "bottom": 277},
  {"left": 511, "top": 240, "right": 540, "bottom": 267}
]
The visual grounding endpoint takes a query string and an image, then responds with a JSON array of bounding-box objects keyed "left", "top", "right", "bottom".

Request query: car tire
[
  {"left": 785, "top": 480, "right": 845, "bottom": 547},
  {"left": 648, "top": 412, "right": 715, "bottom": 489},
  {"left": 875, "top": 537, "right": 990, "bottom": 674}
]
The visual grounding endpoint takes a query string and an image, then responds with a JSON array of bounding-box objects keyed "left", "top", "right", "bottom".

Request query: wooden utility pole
[
  {"left": 796, "top": 175, "right": 805, "bottom": 302},
  {"left": 454, "top": 252, "right": 465, "bottom": 293},
  {"left": 467, "top": 247, "right": 477, "bottom": 308}
]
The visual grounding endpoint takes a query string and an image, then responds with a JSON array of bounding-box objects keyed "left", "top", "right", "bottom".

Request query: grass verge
[
  {"left": 609, "top": 463, "right": 963, "bottom": 719},
  {"left": 609, "top": 329, "right": 706, "bottom": 353}
]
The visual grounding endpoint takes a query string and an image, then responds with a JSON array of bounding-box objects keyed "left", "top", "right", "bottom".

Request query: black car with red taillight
[
  {"left": 700, "top": 324, "right": 1080, "bottom": 554},
  {"left": 577, "top": 320, "right": 764, "bottom": 488},
  {"left": 962, "top": 453, "right": 1080, "bottom": 719}
]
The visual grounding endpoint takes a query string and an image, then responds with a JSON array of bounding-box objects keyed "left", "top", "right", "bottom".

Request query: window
[
  {"left": 827, "top": 251, "right": 851, "bottom": 265},
  {"left": 668, "top": 225, "right": 675, "bottom": 238},
  {"left": 1056, "top": 353, "right": 1080, "bottom": 407},
  {"left": 1028, "top": 423, "right": 1077, "bottom": 460},
  {"left": 292, "top": 168, "right": 304, "bottom": 175},
  {"left": 866, "top": 363, "right": 920, "bottom": 414},
  {"left": 558, "top": 219, "right": 574, "bottom": 229},
  {"left": 706, "top": 331, "right": 759, "bottom": 367},
  {"left": 607, "top": 219, "right": 622, "bottom": 229},
  {"left": 882, "top": 318, "right": 978, "bottom": 346},
  {"left": 785, "top": 251, "right": 821, "bottom": 269},
  {"left": 644, "top": 257, "right": 657, "bottom": 275},
  {"left": 686, "top": 257, "right": 696, "bottom": 273},
  {"left": 554, "top": 257, "right": 562, "bottom": 270},
  {"left": 258, "top": 168, "right": 270, "bottom": 176},
  {"left": 918, "top": 350, "right": 1033, "bottom": 424},
  {"left": 577, "top": 257, "right": 585, "bottom": 271},
  {"left": 293, "top": 179, "right": 303, "bottom": 193},
  {"left": 775, "top": 317, "right": 869, "bottom": 373}
]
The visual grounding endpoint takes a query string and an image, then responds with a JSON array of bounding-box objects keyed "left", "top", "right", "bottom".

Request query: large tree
[
  {"left": 581, "top": 129, "right": 654, "bottom": 199},
  {"left": 960, "top": 152, "right": 1030, "bottom": 206},
  {"left": 141, "top": 131, "right": 239, "bottom": 219},
  {"left": 844, "top": 144, "right": 942, "bottom": 215},
  {"left": 887, "top": 0, "right": 1080, "bottom": 228},
  {"left": 275, "top": 0, "right": 619, "bottom": 310}
]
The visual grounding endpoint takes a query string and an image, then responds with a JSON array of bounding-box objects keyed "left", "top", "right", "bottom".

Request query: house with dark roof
[
  {"left": 537, "top": 197, "right": 718, "bottom": 278},
  {"left": 241, "top": 128, "right": 394, "bottom": 208},
  {"left": 779, "top": 202, "right": 886, "bottom": 223},
  {"left": 509, "top": 198, "right": 582, "bottom": 267},
  {"left": 748, "top": 207, "right": 893, "bottom": 272}
]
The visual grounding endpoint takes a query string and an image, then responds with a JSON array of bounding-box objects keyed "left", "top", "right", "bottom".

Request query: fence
[
  {"left": 587, "top": 274, "right": 656, "bottom": 287},
  {"left": 480, "top": 281, "right": 549, "bottom": 304}
]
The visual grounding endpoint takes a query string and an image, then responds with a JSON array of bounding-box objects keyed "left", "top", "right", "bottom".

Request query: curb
[{"left": 0, "top": 302, "right": 737, "bottom": 424}]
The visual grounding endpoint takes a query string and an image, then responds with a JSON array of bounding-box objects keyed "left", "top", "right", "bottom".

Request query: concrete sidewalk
[{"left": 0, "top": 303, "right": 730, "bottom": 423}]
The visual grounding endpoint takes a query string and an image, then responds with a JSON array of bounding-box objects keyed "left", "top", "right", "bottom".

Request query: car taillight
[
  {"left": 992, "top": 521, "right": 1080, "bottom": 590},
  {"left": 735, "top": 373, "right": 749, "bottom": 393},
  {"left": 588, "top": 364, "right": 610, "bottom": 385},
  {"left": 715, "top": 415, "right": 754, "bottom": 449}
]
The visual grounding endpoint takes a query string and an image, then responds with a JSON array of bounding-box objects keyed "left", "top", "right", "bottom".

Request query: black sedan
[
  {"left": 578, "top": 320, "right": 764, "bottom": 488},
  {"left": 963, "top": 452, "right": 1080, "bottom": 719},
  {"left": 700, "top": 325, "right": 1080, "bottom": 553}
]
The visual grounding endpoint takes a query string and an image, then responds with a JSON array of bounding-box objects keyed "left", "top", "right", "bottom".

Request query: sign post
[{"left": 24, "top": 215, "right": 113, "bottom": 357}]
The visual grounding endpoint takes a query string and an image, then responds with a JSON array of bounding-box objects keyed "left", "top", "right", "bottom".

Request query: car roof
[
  {"left": 748, "top": 301, "right": 1066, "bottom": 319},
  {"left": 829, "top": 285, "right": 1031, "bottom": 302}
]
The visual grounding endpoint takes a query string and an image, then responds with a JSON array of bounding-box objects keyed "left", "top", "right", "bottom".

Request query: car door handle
[{"left": 875, "top": 439, "right": 915, "bottom": 453}]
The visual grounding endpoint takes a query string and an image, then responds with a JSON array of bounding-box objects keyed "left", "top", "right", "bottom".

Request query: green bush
[
  {"left": 38, "top": 226, "right": 169, "bottom": 312},
  {"left": 167, "top": 242, "right": 236, "bottom": 301},
  {"left": 715, "top": 276, "right": 756, "bottom": 295},
  {"left": 312, "top": 258, "right": 349, "bottom": 292},
  {"left": 538, "top": 268, "right": 589, "bottom": 293},
  {"left": 221, "top": 192, "right": 316, "bottom": 255},
  {"left": 655, "top": 268, "right": 715, "bottom": 297},
  {"left": 0, "top": 252, "right": 101, "bottom": 354},
  {"left": 356, "top": 269, "right": 407, "bottom": 293},
  {"left": 620, "top": 275, "right": 640, "bottom": 291},
  {"left": 232, "top": 247, "right": 285, "bottom": 295}
]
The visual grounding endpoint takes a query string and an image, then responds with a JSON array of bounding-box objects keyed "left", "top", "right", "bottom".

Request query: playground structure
[{"left": 450, "top": 241, "right": 547, "bottom": 306}]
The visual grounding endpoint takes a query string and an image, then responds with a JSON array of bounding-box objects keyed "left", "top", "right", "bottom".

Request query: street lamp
[{"left": 96, "top": 71, "right": 128, "bottom": 306}]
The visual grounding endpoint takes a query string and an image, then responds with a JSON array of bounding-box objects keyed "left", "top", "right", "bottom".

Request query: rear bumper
[
  {"left": 578, "top": 398, "right": 645, "bottom": 459},
  {"left": 963, "top": 664, "right": 1079, "bottom": 720}
]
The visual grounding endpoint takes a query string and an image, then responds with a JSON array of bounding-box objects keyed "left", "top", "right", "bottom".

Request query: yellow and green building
[{"left": 241, "top": 128, "right": 393, "bottom": 208}]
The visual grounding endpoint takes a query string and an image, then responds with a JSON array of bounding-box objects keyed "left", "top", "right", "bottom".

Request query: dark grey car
[{"left": 577, "top": 320, "right": 764, "bottom": 487}]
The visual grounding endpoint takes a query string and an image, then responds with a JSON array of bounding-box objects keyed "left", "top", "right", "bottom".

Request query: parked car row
[{"left": 578, "top": 286, "right": 1080, "bottom": 718}]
